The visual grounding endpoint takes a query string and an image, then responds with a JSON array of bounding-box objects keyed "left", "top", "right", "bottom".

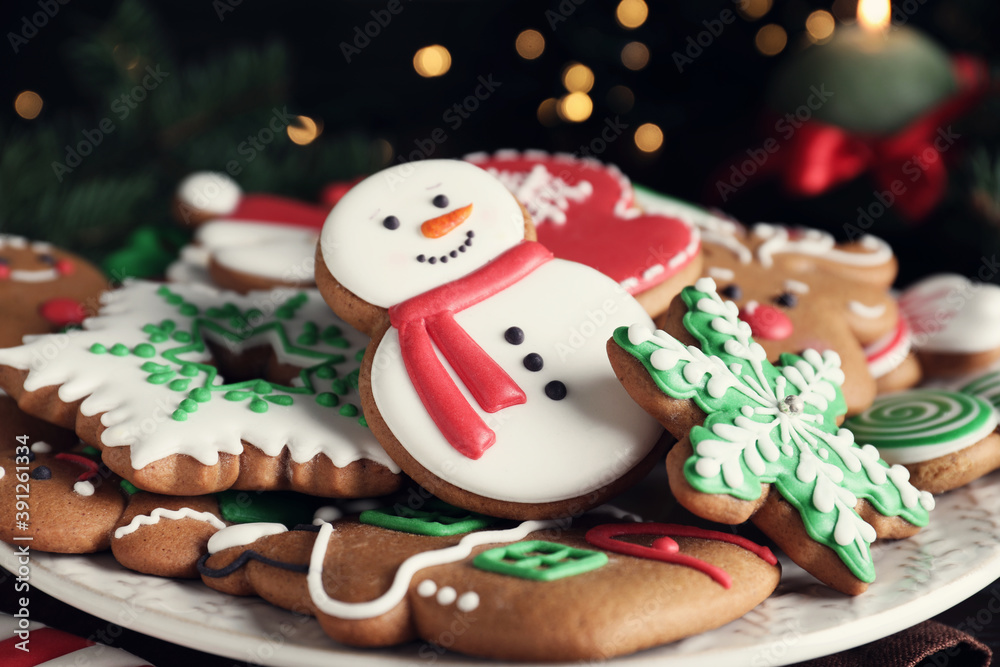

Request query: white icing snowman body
[{"left": 320, "top": 160, "right": 662, "bottom": 506}]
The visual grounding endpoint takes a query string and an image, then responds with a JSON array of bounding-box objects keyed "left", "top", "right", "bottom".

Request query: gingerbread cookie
[
  {"left": 898, "top": 273, "right": 1000, "bottom": 378},
  {"left": 465, "top": 150, "right": 702, "bottom": 316},
  {"left": 608, "top": 278, "right": 934, "bottom": 595},
  {"left": 0, "top": 235, "right": 108, "bottom": 348},
  {"left": 0, "top": 281, "right": 401, "bottom": 497},
  {"left": 315, "top": 159, "right": 665, "bottom": 519},
  {"left": 169, "top": 171, "right": 336, "bottom": 292},
  {"left": 199, "top": 504, "right": 779, "bottom": 661},
  {"left": 691, "top": 222, "right": 918, "bottom": 414},
  {"left": 844, "top": 388, "right": 1000, "bottom": 494}
]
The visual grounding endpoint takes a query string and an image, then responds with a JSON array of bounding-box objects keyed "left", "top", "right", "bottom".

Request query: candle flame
[{"left": 857, "top": 0, "right": 891, "bottom": 30}]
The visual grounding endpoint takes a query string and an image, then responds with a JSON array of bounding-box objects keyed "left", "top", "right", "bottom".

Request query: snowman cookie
[
  {"left": 169, "top": 171, "right": 341, "bottom": 293},
  {"left": 0, "top": 281, "right": 401, "bottom": 497},
  {"left": 198, "top": 506, "right": 780, "bottom": 661},
  {"left": 0, "top": 235, "right": 108, "bottom": 348},
  {"left": 898, "top": 274, "right": 1000, "bottom": 379},
  {"left": 608, "top": 278, "right": 934, "bottom": 595},
  {"left": 844, "top": 387, "right": 1000, "bottom": 494},
  {"left": 315, "top": 159, "right": 665, "bottom": 520},
  {"left": 689, "top": 222, "right": 917, "bottom": 415},
  {"left": 464, "top": 150, "right": 702, "bottom": 316}
]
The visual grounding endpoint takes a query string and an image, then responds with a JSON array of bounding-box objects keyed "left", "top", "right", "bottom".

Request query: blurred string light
[
  {"left": 558, "top": 92, "right": 593, "bottom": 123},
  {"left": 14, "top": 91, "right": 43, "bottom": 120},
  {"left": 607, "top": 85, "right": 634, "bottom": 113},
  {"left": 754, "top": 24, "right": 787, "bottom": 56},
  {"left": 413, "top": 45, "right": 451, "bottom": 77},
  {"left": 805, "top": 10, "right": 836, "bottom": 43},
  {"left": 634, "top": 123, "right": 663, "bottom": 152},
  {"left": 537, "top": 98, "right": 559, "bottom": 127},
  {"left": 516, "top": 29, "right": 545, "bottom": 60},
  {"left": 858, "top": 0, "right": 891, "bottom": 30},
  {"left": 562, "top": 63, "right": 594, "bottom": 93},
  {"left": 287, "top": 115, "right": 322, "bottom": 145},
  {"left": 615, "top": 0, "right": 648, "bottom": 29},
  {"left": 374, "top": 138, "right": 394, "bottom": 165},
  {"left": 621, "top": 41, "right": 650, "bottom": 70},
  {"left": 737, "top": 0, "right": 773, "bottom": 21}
]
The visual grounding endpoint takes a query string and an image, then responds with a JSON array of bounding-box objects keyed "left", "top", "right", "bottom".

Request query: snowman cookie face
[{"left": 320, "top": 160, "right": 526, "bottom": 308}]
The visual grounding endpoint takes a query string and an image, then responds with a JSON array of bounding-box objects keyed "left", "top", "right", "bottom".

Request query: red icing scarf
[{"left": 388, "top": 241, "right": 554, "bottom": 460}]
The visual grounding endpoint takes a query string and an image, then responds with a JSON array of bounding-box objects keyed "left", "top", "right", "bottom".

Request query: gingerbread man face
[
  {"left": 0, "top": 235, "right": 108, "bottom": 348},
  {"left": 696, "top": 223, "right": 906, "bottom": 414}
]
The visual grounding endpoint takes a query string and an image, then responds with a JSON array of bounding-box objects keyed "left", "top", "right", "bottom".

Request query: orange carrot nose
[{"left": 420, "top": 204, "right": 473, "bottom": 238}]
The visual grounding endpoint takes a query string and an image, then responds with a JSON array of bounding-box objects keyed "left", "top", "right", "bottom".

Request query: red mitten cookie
[
  {"left": 692, "top": 222, "right": 917, "bottom": 414},
  {"left": 0, "top": 282, "right": 401, "bottom": 497},
  {"left": 465, "top": 150, "right": 702, "bottom": 316},
  {"left": 608, "top": 278, "right": 935, "bottom": 595},
  {"left": 199, "top": 504, "right": 780, "bottom": 661},
  {"left": 0, "top": 235, "right": 108, "bottom": 348},
  {"left": 315, "top": 159, "right": 665, "bottom": 519}
]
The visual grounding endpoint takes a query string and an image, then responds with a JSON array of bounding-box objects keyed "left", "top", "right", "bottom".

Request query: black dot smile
[{"left": 416, "top": 230, "right": 474, "bottom": 265}]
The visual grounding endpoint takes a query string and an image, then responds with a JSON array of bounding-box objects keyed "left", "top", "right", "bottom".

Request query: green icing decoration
[
  {"left": 133, "top": 344, "right": 156, "bottom": 358},
  {"left": 190, "top": 388, "right": 212, "bottom": 402},
  {"left": 149, "top": 332, "right": 169, "bottom": 343},
  {"left": 225, "top": 391, "right": 251, "bottom": 401},
  {"left": 330, "top": 378, "right": 349, "bottom": 395},
  {"left": 80, "top": 445, "right": 101, "bottom": 457},
  {"left": 215, "top": 490, "right": 322, "bottom": 526},
  {"left": 179, "top": 399, "right": 199, "bottom": 413},
  {"left": 265, "top": 395, "right": 294, "bottom": 406},
  {"left": 959, "top": 371, "right": 1000, "bottom": 413},
  {"left": 358, "top": 415, "right": 368, "bottom": 428},
  {"left": 90, "top": 343, "right": 107, "bottom": 354},
  {"left": 179, "top": 304, "right": 199, "bottom": 317},
  {"left": 355, "top": 348, "right": 365, "bottom": 362},
  {"left": 298, "top": 332, "right": 319, "bottom": 346},
  {"left": 328, "top": 337, "right": 350, "bottom": 349},
  {"left": 249, "top": 398, "right": 269, "bottom": 413},
  {"left": 120, "top": 479, "right": 140, "bottom": 495},
  {"left": 611, "top": 279, "right": 934, "bottom": 584},
  {"left": 141, "top": 361, "right": 169, "bottom": 373},
  {"left": 179, "top": 364, "right": 199, "bottom": 377},
  {"left": 316, "top": 392, "right": 338, "bottom": 407},
  {"left": 347, "top": 369, "right": 360, "bottom": 389},
  {"left": 110, "top": 343, "right": 130, "bottom": 356},
  {"left": 473, "top": 541, "right": 608, "bottom": 582},
  {"left": 253, "top": 381, "right": 272, "bottom": 394},
  {"left": 844, "top": 390, "right": 995, "bottom": 453},
  {"left": 316, "top": 365, "right": 336, "bottom": 379},
  {"left": 339, "top": 404, "right": 359, "bottom": 417},
  {"left": 148, "top": 371, "right": 176, "bottom": 385},
  {"left": 360, "top": 499, "right": 496, "bottom": 536},
  {"left": 173, "top": 331, "right": 192, "bottom": 343},
  {"left": 169, "top": 379, "right": 191, "bottom": 392},
  {"left": 171, "top": 409, "right": 188, "bottom": 422},
  {"left": 322, "top": 325, "right": 341, "bottom": 339}
]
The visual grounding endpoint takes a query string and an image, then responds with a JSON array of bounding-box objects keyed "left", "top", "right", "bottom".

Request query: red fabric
[
  {"left": 389, "top": 241, "right": 553, "bottom": 460},
  {"left": 0, "top": 627, "right": 93, "bottom": 666},
  {"left": 715, "top": 55, "right": 989, "bottom": 221}
]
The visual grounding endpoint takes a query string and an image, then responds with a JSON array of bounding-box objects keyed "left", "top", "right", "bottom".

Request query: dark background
[{"left": 2, "top": 0, "right": 1000, "bottom": 285}]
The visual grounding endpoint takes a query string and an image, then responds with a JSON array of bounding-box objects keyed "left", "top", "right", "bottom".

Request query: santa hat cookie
[
  {"left": 465, "top": 150, "right": 702, "bottom": 317},
  {"left": 168, "top": 172, "right": 352, "bottom": 293},
  {"left": 315, "top": 159, "right": 665, "bottom": 519}
]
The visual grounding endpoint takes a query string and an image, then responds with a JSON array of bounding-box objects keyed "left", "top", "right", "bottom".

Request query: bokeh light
[
  {"left": 615, "top": 0, "right": 648, "bottom": 29},
  {"left": 754, "top": 24, "right": 787, "bottom": 56},
  {"left": 806, "top": 10, "right": 836, "bottom": 43},
  {"left": 413, "top": 45, "right": 452, "bottom": 77},
  {"left": 621, "top": 41, "right": 650, "bottom": 70},
  {"left": 737, "top": 0, "right": 773, "bottom": 21},
  {"left": 287, "top": 115, "right": 322, "bottom": 145},
  {"left": 515, "top": 29, "right": 545, "bottom": 60},
  {"left": 634, "top": 123, "right": 663, "bottom": 152},
  {"left": 558, "top": 92, "right": 593, "bottom": 123},
  {"left": 537, "top": 98, "right": 560, "bottom": 127},
  {"left": 562, "top": 63, "right": 595, "bottom": 93},
  {"left": 14, "top": 91, "right": 43, "bottom": 120}
]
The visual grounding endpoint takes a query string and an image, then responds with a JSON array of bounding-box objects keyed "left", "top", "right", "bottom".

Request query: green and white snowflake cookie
[
  {"left": 609, "top": 277, "right": 934, "bottom": 595},
  {"left": 0, "top": 281, "right": 401, "bottom": 496}
]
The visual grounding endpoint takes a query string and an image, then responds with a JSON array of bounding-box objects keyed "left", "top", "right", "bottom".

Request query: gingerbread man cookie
[
  {"left": 465, "top": 150, "right": 702, "bottom": 316},
  {"left": 315, "top": 159, "right": 665, "bottom": 519},
  {"left": 0, "top": 281, "right": 401, "bottom": 497},
  {"left": 844, "top": 387, "right": 1000, "bottom": 493},
  {"left": 199, "top": 504, "right": 779, "bottom": 661},
  {"left": 692, "top": 222, "right": 918, "bottom": 414},
  {"left": 0, "top": 235, "right": 108, "bottom": 348},
  {"left": 608, "top": 278, "right": 934, "bottom": 595}
]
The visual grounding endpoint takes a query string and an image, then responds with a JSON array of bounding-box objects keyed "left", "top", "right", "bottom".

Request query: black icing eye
[
  {"left": 774, "top": 292, "right": 798, "bottom": 308},
  {"left": 30, "top": 466, "right": 52, "bottom": 480},
  {"left": 0, "top": 258, "right": 8, "bottom": 265},
  {"left": 432, "top": 194, "right": 449, "bottom": 208},
  {"left": 38, "top": 254, "right": 56, "bottom": 265},
  {"left": 383, "top": 216, "right": 400, "bottom": 230},
  {"left": 720, "top": 284, "right": 742, "bottom": 300}
]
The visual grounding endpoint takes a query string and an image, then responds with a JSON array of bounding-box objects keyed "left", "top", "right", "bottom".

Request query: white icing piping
[
  {"left": 0, "top": 235, "right": 28, "bottom": 249},
  {"left": 784, "top": 280, "right": 809, "bottom": 295},
  {"left": 308, "top": 519, "right": 556, "bottom": 620},
  {"left": 752, "top": 224, "right": 893, "bottom": 269},
  {"left": 74, "top": 481, "right": 95, "bottom": 497},
  {"left": 708, "top": 267, "right": 735, "bottom": 281},
  {"left": 848, "top": 301, "right": 887, "bottom": 319},
  {"left": 10, "top": 269, "right": 59, "bottom": 283},
  {"left": 208, "top": 522, "right": 286, "bottom": 554},
  {"left": 114, "top": 507, "right": 227, "bottom": 539}
]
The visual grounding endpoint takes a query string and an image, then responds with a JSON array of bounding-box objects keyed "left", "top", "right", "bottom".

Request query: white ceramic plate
[{"left": 3, "top": 465, "right": 1000, "bottom": 667}]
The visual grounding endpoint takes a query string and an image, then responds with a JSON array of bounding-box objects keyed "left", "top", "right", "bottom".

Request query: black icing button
[
  {"left": 433, "top": 194, "right": 449, "bottom": 208},
  {"left": 504, "top": 327, "right": 524, "bottom": 345},
  {"left": 523, "top": 353, "right": 543, "bottom": 372},
  {"left": 30, "top": 466, "right": 52, "bottom": 480},
  {"left": 545, "top": 380, "right": 567, "bottom": 401}
]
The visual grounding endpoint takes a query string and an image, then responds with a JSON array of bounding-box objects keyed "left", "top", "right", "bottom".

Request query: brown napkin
[{"left": 792, "top": 620, "right": 992, "bottom": 667}]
